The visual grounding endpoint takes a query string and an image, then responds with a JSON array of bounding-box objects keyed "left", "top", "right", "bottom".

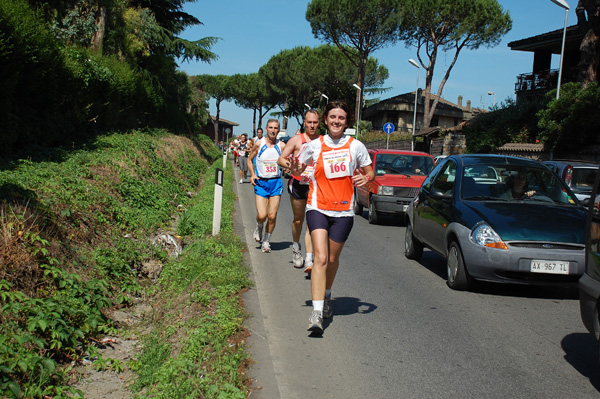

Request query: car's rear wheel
[
  {"left": 447, "top": 241, "right": 472, "bottom": 291},
  {"left": 368, "top": 199, "right": 379, "bottom": 224},
  {"left": 405, "top": 222, "right": 423, "bottom": 260},
  {"left": 353, "top": 190, "right": 363, "bottom": 215}
]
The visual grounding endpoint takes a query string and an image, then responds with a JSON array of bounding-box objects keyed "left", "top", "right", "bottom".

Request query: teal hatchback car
[
  {"left": 579, "top": 164, "right": 600, "bottom": 364},
  {"left": 405, "top": 154, "right": 587, "bottom": 291}
]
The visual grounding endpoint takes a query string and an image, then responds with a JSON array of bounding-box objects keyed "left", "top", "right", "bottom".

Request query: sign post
[
  {"left": 383, "top": 122, "right": 395, "bottom": 149},
  {"left": 212, "top": 168, "right": 224, "bottom": 236}
]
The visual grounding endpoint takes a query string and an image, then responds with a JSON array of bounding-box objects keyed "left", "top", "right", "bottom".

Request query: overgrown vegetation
[
  {"left": 462, "top": 96, "right": 549, "bottom": 153},
  {"left": 131, "top": 161, "right": 251, "bottom": 398},
  {"left": 537, "top": 82, "right": 600, "bottom": 154},
  {"left": 0, "top": 0, "right": 214, "bottom": 155},
  {"left": 358, "top": 129, "right": 416, "bottom": 144},
  {"left": 463, "top": 82, "right": 600, "bottom": 155},
  {"left": 0, "top": 130, "right": 250, "bottom": 398}
]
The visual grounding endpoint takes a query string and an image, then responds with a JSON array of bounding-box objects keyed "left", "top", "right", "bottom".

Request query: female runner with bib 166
[{"left": 290, "top": 100, "right": 374, "bottom": 336}]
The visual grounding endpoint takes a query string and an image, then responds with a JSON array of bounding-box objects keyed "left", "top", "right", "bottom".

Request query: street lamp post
[
  {"left": 321, "top": 93, "right": 329, "bottom": 103},
  {"left": 487, "top": 91, "right": 496, "bottom": 108},
  {"left": 304, "top": 103, "right": 310, "bottom": 109},
  {"left": 550, "top": 0, "right": 569, "bottom": 99},
  {"left": 353, "top": 84, "right": 362, "bottom": 139},
  {"left": 408, "top": 59, "right": 420, "bottom": 151}
]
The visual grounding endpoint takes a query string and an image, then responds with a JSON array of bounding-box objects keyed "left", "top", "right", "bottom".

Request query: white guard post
[
  {"left": 212, "top": 168, "right": 224, "bottom": 236},
  {"left": 222, "top": 148, "right": 227, "bottom": 169}
]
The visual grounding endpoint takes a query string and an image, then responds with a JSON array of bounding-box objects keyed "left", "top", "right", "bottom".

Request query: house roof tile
[{"left": 496, "top": 143, "right": 545, "bottom": 152}]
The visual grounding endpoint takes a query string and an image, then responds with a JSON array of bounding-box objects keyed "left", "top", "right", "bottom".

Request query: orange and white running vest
[
  {"left": 308, "top": 136, "right": 355, "bottom": 212},
  {"left": 293, "top": 134, "right": 314, "bottom": 185}
]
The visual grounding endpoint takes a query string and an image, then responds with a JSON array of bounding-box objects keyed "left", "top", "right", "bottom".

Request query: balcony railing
[
  {"left": 515, "top": 69, "right": 559, "bottom": 94},
  {"left": 515, "top": 67, "right": 578, "bottom": 95}
]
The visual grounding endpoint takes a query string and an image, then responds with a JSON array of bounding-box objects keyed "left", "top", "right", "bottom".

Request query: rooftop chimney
[
  {"left": 458, "top": 95, "right": 463, "bottom": 108},
  {"left": 466, "top": 100, "right": 471, "bottom": 111}
]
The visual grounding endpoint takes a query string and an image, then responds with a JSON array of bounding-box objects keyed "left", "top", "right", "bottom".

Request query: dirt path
[{"left": 72, "top": 337, "right": 138, "bottom": 399}]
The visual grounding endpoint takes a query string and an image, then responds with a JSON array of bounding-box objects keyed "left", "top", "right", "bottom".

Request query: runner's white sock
[
  {"left": 313, "top": 300, "right": 324, "bottom": 312},
  {"left": 256, "top": 222, "right": 264, "bottom": 229},
  {"left": 306, "top": 253, "right": 313, "bottom": 262},
  {"left": 263, "top": 232, "right": 272, "bottom": 242},
  {"left": 292, "top": 242, "right": 300, "bottom": 251}
]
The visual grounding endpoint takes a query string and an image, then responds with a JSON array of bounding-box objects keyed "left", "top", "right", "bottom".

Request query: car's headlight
[
  {"left": 377, "top": 186, "right": 394, "bottom": 196},
  {"left": 470, "top": 222, "right": 508, "bottom": 249}
]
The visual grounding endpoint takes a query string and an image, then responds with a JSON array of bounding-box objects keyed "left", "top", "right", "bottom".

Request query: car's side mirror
[{"left": 430, "top": 189, "right": 452, "bottom": 200}]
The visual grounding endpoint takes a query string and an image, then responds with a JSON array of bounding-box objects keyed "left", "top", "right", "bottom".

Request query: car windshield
[
  {"left": 374, "top": 154, "right": 435, "bottom": 177},
  {"left": 571, "top": 167, "right": 597, "bottom": 193},
  {"left": 461, "top": 164, "right": 579, "bottom": 205}
]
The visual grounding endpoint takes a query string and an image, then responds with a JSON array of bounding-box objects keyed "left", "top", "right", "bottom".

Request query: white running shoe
[
  {"left": 303, "top": 258, "right": 313, "bottom": 273},
  {"left": 307, "top": 310, "right": 323, "bottom": 335},
  {"left": 239, "top": 179, "right": 243, "bottom": 184},
  {"left": 292, "top": 248, "right": 304, "bottom": 268},
  {"left": 261, "top": 241, "right": 271, "bottom": 253},
  {"left": 253, "top": 225, "right": 263, "bottom": 242}
]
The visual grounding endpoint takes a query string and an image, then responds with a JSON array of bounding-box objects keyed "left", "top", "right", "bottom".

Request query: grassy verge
[
  {"left": 130, "top": 160, "right": 251, "bottom": 398},
  {"left": 0, "top": 130, "right": 250, "bottom": 398}
]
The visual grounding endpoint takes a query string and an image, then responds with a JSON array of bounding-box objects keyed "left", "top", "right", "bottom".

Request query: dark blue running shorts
[
  {"left": 287, "top": 178, "right": 310, "bottom": 200},
  {"left": 305, "top": 209, "right": 354, "bottom": 243}
]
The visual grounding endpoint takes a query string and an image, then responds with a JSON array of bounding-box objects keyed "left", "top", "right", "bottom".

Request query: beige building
[{"left": 363, "top": 91, "right": 482, "bottom": 134}]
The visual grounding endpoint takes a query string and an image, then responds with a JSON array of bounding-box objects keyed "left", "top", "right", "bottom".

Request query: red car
[{"left": 354, "top": 149, "right": 435, "bottom": 224}]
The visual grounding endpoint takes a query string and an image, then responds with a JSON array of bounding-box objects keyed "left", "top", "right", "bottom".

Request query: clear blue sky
[{"left": 177, "top": 0, "right": 577, "bottom": 137}]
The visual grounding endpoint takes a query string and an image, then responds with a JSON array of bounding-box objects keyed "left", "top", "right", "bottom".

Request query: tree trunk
[
  {"left": 213, "top": 99, "right": 221, "bottom": 145},
  {"left": 423, "top": 50, "right": 437, "bottom": 128},
  {"left": 577, "top": 1, "right": 600, "bottom": 85},
  {"left": 578, "top": 30, "right": 600, "bottom": 84},
  {"left": 282, "top": 100, "right": 289, "bottom": 131},
  {"left": 355, "top": 56, "right": 367, "bottom": 131},
  {"left": 426, "top": 43, "right": 465, "bottom": 127},
  {"left": 91, "top": 7, "right": 106, "bottom": 53}
]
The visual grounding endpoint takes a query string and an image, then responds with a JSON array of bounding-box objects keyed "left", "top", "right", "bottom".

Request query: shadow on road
[
  {"left": 304, "top": 297, "right": 378, "bottom": 338},
  {"left": 562, "top": 333, "right": 600, "bottom": 393},
  {"left": 355, "top": 211, "right": 406, "bottom": 226},
  {"left": 303, "top": 297, "right": 378, "bottom": 317},
  {"left": 252, "top": 240, "right": 292, "bottom": 252}
]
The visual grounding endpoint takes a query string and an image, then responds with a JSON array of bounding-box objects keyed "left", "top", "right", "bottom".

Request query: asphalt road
[{"left": 234, "top": 171, "right": 600, "bottom": 399}]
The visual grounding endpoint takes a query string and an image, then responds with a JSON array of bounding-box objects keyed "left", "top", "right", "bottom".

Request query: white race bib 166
[{"left": 323, "top": 149, "right": 351, "bottom": 179}]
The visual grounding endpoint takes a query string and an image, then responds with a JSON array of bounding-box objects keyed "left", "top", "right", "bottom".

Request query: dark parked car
[
  {"left": 405, "top": 154, "right": 586, "bottom": 291},
  {"left": 579, "top": 164, "right": 600, "bottom": 363},
  {"left": 354, "top": 149, "right": 435, "bottom": 224},
  {"left": 542, "top": 160, "right": 598, "bottom": 206}
]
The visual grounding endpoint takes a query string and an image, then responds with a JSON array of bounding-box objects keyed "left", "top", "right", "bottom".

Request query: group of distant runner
[{"left": 231, "top": 100, "right": 374, "bottom": 336}]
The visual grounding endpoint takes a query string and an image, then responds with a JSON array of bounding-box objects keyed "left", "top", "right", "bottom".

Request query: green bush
[
  {"left": 0, "top": 0, "right": 203, "bottom": 156},
  {"left": 537, "top": 82, "right": 600, "bottom": 154},
  {"left": 463, "top": 96, "right": 548, "bottom": 153},
  {"left": 196, "top": 134, "right": 223, "bottom": 162},
  {"left": 0, "top": 0, "right": 79, "bottom": 152}
]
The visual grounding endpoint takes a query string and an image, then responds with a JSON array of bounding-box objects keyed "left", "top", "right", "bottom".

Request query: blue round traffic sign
[{"left": 383, "top": 122, "right": 395, "bottom": 134}]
